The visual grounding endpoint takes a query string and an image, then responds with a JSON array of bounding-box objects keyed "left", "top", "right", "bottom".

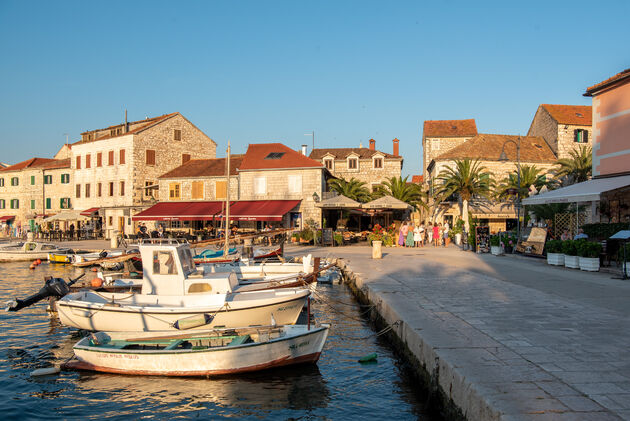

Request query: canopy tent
[
  {"left": 80, "top": 207, "right": 100, "bottom": 217},
  {"left": 522, "top": 175, "right": 630, "bottom": 205},
  {"left": 132, "top": 201, "right": 223, "bottom": 221},
  {"left": 362, "top": 195, "right": 413, "bottom": 210},
  {"left": 316, "top": 195, "right": 361, "bottom": 209},
  {"left": 43, "top": 210, "right": 89, "bottom": 222},
  {"left": 217, "top": 200, "right": 301, "bottom": 221}
]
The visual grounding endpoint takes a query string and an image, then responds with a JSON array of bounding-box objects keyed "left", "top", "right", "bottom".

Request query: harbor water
[{"left": 0, "top": 262, "right": 436, "bottom": 420}]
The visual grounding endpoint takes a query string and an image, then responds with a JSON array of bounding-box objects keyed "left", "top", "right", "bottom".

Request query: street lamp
[{"left": 498, "top": 135, "right": 521, "bottom": 250}]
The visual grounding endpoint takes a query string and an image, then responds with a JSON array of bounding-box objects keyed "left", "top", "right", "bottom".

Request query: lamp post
[{"left": 498, "top": 135, "right": 521, "bottom": 249}]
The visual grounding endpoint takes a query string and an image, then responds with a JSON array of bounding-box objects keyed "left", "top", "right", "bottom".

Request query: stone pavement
[{"left": 286, "top": 244, "right": 630, "bottom": 420}]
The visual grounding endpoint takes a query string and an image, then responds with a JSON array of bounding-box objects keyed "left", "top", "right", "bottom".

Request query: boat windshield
[
  {"left": 178, "top": 247, "right": 195, "bottom": 275},
  {"left": 152, "top": 251, "right": 178, "bottom": 275}
]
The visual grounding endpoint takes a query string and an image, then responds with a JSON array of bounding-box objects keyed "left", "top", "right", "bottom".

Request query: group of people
[
  {"left": 397, "top": 221, "right": 451, "bottom": 247},
  {"left": 560, "top": 228, "right": 589, "bottom": 241}
]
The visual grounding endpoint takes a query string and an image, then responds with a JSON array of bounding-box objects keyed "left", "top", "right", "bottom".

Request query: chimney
[
  {"left": 393, "top": 138, "right": 399, "bottom": 156},
  {"left": 301, "top": 144, "right": 308, "bottom": 156},
  {"left": 124, "top": 109, "right": 129, "bottom": 133},
  {"left": 369, "top": 138, "right": 376, "bottom": 151}
]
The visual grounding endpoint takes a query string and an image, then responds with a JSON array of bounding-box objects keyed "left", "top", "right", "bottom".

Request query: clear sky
[{"left": 0, "top": 0, "right": 627, "bottom": 177}]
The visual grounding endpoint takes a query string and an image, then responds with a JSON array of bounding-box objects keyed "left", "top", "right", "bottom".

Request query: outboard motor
[{"left": 5, "top": 274, "right": 84, "bottom": 312}]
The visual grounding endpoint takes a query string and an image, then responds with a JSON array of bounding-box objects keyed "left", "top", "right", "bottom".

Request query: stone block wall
[
  {"left": 157, "top": 176, "right": 239, "bottom": 202},
  {"left": 327, "top": 157, "right": 402, "bottom": 189},
  {"left": 527, "top": 107, "right": 591, "bottom": 160},
  {"left": 557, "top": 124, "right": 592, "bottom": 160},
  {"left": 423, "top": 136, "right": 473, "bottom": 175}
]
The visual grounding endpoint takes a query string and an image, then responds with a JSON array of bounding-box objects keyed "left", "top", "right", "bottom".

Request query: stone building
[
  {"left": 309, "top": 138, "right": 403, "bottom": 191},
  {"left": 422, "top": 119, "right": 478, "bottom": 178},
  {"left": 0, "top": 156, "right": 72, "bottom": 234},
  {"left": 70, "top": 112, "right": 216, "bottom": 238},
  {"left": 527, "top": 104, "right": 592, "bottom": 160}
]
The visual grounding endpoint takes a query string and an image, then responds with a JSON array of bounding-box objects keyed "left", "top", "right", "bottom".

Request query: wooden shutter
[
  {"left": 76, "top": 155, "right": 81, "bottom": 169},
  {"left": 119, "top": 149, "right": 126, "bottom": 164},
  {"left": 215, "top": 180, "right": 227, "bottom": 199},
  {"left": 97, "top": 152, "right": 102, "bottom": 167},
  {"left": 146, "top": 150, "right": 156, "bottom": 165},
  {"left": 85, "top": 154, "right": 91, "bottom": 168},
  {"left": 192, "top": 181, "right": 204, "bottom": 199},
  {"left": 109, "top": 150, "right": 115, "bottom": 165}
]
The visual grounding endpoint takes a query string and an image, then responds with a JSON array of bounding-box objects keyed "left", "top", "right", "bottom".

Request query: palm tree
[
  {"left": 328, "top": 177, "right": 372, "bottom": 203},
  {"left": 495, "top": 164, "right": 554, "bottom": 202},
  {"left": 374, "top": 176, "right": 427, "bottom": 210},
  {"left": 435, "top": 159, "right": 492, "bottom": 232},
  {"left": 555, "top": 145, "right": 592, "bottom": 184}
]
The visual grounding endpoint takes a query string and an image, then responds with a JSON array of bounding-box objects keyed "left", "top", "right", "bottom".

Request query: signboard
[
  {"left": 322, "top": 228, "right": 334, "bottom": 246},
  {"left": 475, "top": 226, "right": 490, "bottom": 253},
  {"left": 516, "top": 226, "right": 547, "bottom": 255}
]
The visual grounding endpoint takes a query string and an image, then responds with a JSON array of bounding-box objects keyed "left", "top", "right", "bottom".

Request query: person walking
[
  {"left": 443, "top": 222, "right": 450, "bottom": 247},
  {"left": 399, "top": 222, "right": 407, "bottom": 247},
  {"left": 413, "top": 224, "right": 422, "bottom": 247},
  {"left": 406, "top": 222, "right": 415, "bottom": 247},
  {"left": 432, "top": 223, "right": 439, "bottom": 247}
]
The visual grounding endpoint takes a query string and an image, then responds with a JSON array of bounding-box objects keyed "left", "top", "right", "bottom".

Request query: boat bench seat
[{"left": 227, "top": 335, "right": 251, "bottom": 346}]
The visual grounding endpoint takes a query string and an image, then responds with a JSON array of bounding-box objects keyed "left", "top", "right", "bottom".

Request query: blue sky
[{"left": 0, "top": 0, "right": 627, "bottom": 176}]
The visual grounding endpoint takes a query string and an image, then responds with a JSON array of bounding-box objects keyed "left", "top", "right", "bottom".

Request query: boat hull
[
  {"left": 55, "top": 290, "right": 309, "bottom": 332},
  {"left": 65, "top": 325, "right": 329, "bottom": 376},
  {"left": 0, "top": 252, "right": 51, "bottom": 262}
]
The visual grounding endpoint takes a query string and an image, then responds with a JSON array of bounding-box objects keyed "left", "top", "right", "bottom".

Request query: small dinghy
[
  {"left": 0, "top": 242, "right": 68, "bottom": 262},
  {"left": 63, "top": 324, "right": 330, "bottom": 376}
]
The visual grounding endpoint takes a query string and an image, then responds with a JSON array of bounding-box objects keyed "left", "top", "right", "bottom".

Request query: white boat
[
  {"left": 55, "top": 239, "right": 310, "bottom": 331},
  {"left": 0, "top": 242, "right": 68, "bottom": 262},
  {"left": 206, "top": 255, "right": 315, "bottom": 280},
  {"left": 63, "top": 324, "right": 330, "bottom": 376},
  {"left": 72, "top": 250, "right": 124, "bottom": 264}
]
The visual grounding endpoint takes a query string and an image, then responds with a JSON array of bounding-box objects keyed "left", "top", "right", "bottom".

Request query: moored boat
[
  {"left": 63, "top": 324, "right": 330, "bottom": 376},
  {"left": 0, "top": 242, "right": 68, "bottom": 262}
]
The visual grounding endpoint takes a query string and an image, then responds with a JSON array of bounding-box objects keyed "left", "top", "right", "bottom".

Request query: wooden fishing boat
[
  {"left": 0, "top": 242, "right": 68, "bottom": 262},
  {"left": 55, "top": 239, "right": 310, "bottom": 331},
  {"left": 48, "top": 249, "right": 96, "bottom": 264},
  {"left": 193, "top": 247, "right": 240, "bottom": 264},
  {"left": 63, "top": 324, "right": 330, "bottom": 376}
]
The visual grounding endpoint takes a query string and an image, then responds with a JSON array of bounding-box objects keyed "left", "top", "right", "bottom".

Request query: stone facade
[
  {"left": 423, "top": 136, "right": 474, "bottom": 176},
  {"left": 157, "top": 176, "right": 239, "bottom": 202}
]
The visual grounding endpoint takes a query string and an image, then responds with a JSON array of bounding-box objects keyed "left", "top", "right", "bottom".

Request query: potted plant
[
  {"left": 545, "top": 239, "right": 564, "bottom": 266},
  {"left": 578, "top": 241, "right": 602, "bottom": 272},
  {"left": 562, "top": 240, "right": 579, "bottom": 269},
  {"left": 489, "top": 235, "right": 502, "bottom": 255},
  {"left": 504, "top": 234, "right": 516, "bottom": 254},
  {"left": 368, "top": 224, "right": 385, "bottom": 259}
]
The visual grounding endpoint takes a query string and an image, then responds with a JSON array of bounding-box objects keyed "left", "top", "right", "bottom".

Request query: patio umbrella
[
  {"left": 43, "top": 210, "right": 89, "bottom": 222},
  {"left": 362, "top": 195, "right": 412, "bottom": 210}
]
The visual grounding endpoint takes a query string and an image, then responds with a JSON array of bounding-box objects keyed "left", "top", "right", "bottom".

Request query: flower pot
[
  {"left": 490, "top": 245, "right": 501, "bottom": 256},
  {"left": 564, "top": 255, "right": 579, "bottom": 269},
  {"left": 547, "top": 252, "right": 565, "bottom": 266},
  {"left": 372, "top": 240, "right": 382, "bottom": 259},
  {"left": 579, "top": 256, "right": 600, "bottom": 272},
  {"left": 455, "top": 233, "right": 461, "bottom": 245}
]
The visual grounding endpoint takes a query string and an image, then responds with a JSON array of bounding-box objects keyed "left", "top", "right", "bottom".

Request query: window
[
  {"left": 108, "top": 216, "right": 113, "bottom": 226},
  {"left": 97, "top": 152, "right": 102, "bottom": 167},
  {"left": 153, "top": 251, "right": 178, "bottom": 275},
  {"left": 11, "top": 177, "right": 19, "bottom": 186},
  {"left": 97, "top": 183, "right": 102, "bottom": 197},
  {"left": 191, "top": 181, "right": 204, "bottom": 199},
  {"left": 173, "top": 129, "right": 182, "bottom": 141},
  {"left": 76, "top": 184, "right": 81, "bottom": 198},
  {"left": 109, "top": 182, "right": 114, "bottom": 196},
  {"left": 288, "top": 174, "right": 302, "bottom": 194},
  {"left": 0, "top": 199, "right": 4, "bottom": 209},
  {"left": 574, "top": 129, "right": 589, "bottom": 143},
  {"left": 85, "top": 183, "right": 91, "bottom": 198},
  {"left": 10, "top": 199, "right": 19, "bottom": 209},
  {"left": 144, "top": 181, "right": 154, "bottom": 199},
  {"left": 265, "top": 152, "right": 284, "bottom": 159},
  {"left": 75, "top": 155, "right": 81, "bottom": 169},
  {"left": 120, "top": 181, "right": 125, "bottom": 196},
  {"left": 46, "top": 198, "right": 51, "bottom": 210},
  {"left": 30, "top": 200, "right": 35, "bottom": 209},
  {"left": 215, "top": 180, "right": 227, "bottom": 200},
  {"left": 348, "top": 158, "right": 358, "bottom": 170},
  {"left": 60, "top": 198, "right": 71, "bottom": 209},
  {"left": 61, "top": 173, "right": 70, "bottom": 184},
  {"left": 85, "top": 154, "right": 91, "bottom": 168},
  {"left": 373, "top": 157, "right": 383, "bottom": 169},
  {"left": 169, "top": 183, "right": 181, "bottom": 200},
  {"left": 44, "top": 175, "right": 52, "bottom": 184},
  {"left": 324, "top": 159, "right": 334, "bottom": 170},
  {"left": 254, "top": 177, "right": 267, "bottom": 195},
  {"left": 182, "top": 154, "right": 191, "bottom": 164},
  {"left": 0, "top": 178, "right": 3, "bottom": 187},
  {"left": 108, "top": 150, "right": 115, "bottom": 166},
  {"left": 432, "top": 139, "right": 440, "bottom": 150},
  {"left": 119, "top": 149, "right": 126, "bottom": 164},
  {"left": 146, "top": 150, "right": 156, "bottom": 165},
  {"left": 30, "top": 175, "right": 35, "bottom": 185}
]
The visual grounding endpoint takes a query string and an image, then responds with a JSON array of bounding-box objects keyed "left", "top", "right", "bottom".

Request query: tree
[
  {"left": 495, "top": 164, "right": 554, "bottom": 202},
  {"left": 435, "top": 159, "right": 492, "bottom": 232},
  {"left": 555, "top": 145, "right": 592, "bottom": 184},
  {"left": 328, "top": 177, "right": 372, "bottom": 203},
  {"left": 374, "top": 176, "right": 427, "bottom": 210}
]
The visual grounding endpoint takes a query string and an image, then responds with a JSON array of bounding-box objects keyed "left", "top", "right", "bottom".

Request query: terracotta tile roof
[
  {"left": 541, "top": 104, "right": 592, "bottom": 126},
  {"left": 0, "top": 157, "right": 61, "bottom": 172},
  {"left": 73, "top": 112, "right": 179, "bottom": 145},
  {"left": 436, "top": 133, "right": 557, "bottom": 163},
  {"left": 240, "top": 143, "right": 323, "bottom": 170},
  {"left": 309, "top": 147, "right": 398, "bottom": 160},
  {"left": 584, "top": 68, "right": 630, "bottom": 96},
  {"left": 423, "top": 119, "right": 477, "bottom": 138},
  {"left": 38, "top": 158, "right": 71, "bottom": 170},
  {"left": 411, "top": 175, "right": 423, "bottom": 184},
  {"left": 159, "top": 155, "right": 243, "bottom": 179}
]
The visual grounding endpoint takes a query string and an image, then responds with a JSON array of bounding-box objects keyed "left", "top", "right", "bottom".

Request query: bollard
[{"left": 372, "top": 240, "right": 382, "bottom": 259}]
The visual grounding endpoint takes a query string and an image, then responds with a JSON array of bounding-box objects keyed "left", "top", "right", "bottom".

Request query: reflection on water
[{"left": 0, "top": 261, "right": 433, "bottom": 420}]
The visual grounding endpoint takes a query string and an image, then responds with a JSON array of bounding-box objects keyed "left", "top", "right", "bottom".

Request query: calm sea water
[{"left": 0, "top": 261, "right": 434, "bottom": 420}]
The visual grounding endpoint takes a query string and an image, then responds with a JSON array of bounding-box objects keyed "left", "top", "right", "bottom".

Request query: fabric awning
[
  {"left": 221, "top": 200, "right": 301, "bottom": 221},
  {"left": 316, "top": 195, "right": 361, "bottom": 209},
  {"left": 522, "top": 175, "right": 630, "bottom": 205},
  {"left": 362, "top": 195, "right": 412, "bottom": 210},
  {"left": 132, "top": 201, "right": 224, "bottom": 221},
  {"left": 80, "top": 207, "right": 100, "bottom": 217},
  {"left": 0, "top": 215, "right": 15, "bottom": 222}
]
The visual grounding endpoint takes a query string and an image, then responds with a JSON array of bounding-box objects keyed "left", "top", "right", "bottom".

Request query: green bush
[
  {"left": 617, "top": 243, "right": 630, "bottom": 262},
  {"left": 545, "top": 239, "right": 563, "bottom": 254},
  {"left": 489, "top": 235, "right": 501, "bottom": 247},
  {"left": 382, "top": 234, "right": 394, "bottom": 247},
  {"left": 582, "top": 222, "right": 630, "bottom": 241},
  {"left": 334, "top": 233, "right": 343, "bottom": 246},
  {"left": 577, "top": 241, "right": 602, "bottom": 258},
  {"left": 561, "top": 240, "right": 577, "bottom": 256},
  {"left": 300, "top": 229, "right": 314, "bottom": 242}
]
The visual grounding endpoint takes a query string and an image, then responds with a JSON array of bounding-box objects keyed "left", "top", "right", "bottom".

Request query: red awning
[
  {"left": 0, "top": 215, "right": 15, "bottom": 222},
  {"left": 132, "top": 201, "right": 224, "bottom": 221},
  {"left": 80, "top": 207, "right": 100, "bottom": 216},
  {"left": 220, "top": 200, "right": 301, "bottom": 221}
]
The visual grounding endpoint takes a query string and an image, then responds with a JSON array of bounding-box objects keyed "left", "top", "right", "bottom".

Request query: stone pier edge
[{"left": 329, "top": 256, "right": 497, "bottom": 421}]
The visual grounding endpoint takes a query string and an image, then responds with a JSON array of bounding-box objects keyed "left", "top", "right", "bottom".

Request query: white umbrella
[{"left": 43, "top": 210, "right": 89, "bottom": 222}]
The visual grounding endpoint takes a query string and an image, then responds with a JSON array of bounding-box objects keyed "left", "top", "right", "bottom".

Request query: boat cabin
[{"left": 139, "top": 239, "right": 240, "bottom": 296}]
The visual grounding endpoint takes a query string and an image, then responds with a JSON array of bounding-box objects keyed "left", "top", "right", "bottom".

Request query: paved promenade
[{"left": 286, "top": 244, "right": 630, "bottom": 420}]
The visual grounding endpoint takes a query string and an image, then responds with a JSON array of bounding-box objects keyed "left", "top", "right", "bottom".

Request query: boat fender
[
  {"left": 35, "top": 259, "right": 42, "bottom": 265},
  {"left": 173, "top": 313, "right": 213, "bottom": 330},
  {"left": 91, "top": 277, "right": 103, "bottom": 288},
  {"left": 358, "top": 353, "right": 378, "bottom": 363},
  {"left": 91, "top": 267, "right": 98, "bottom": 272},
  {"left": 31, "top": 366, "right": 61, "bottom": 377}
]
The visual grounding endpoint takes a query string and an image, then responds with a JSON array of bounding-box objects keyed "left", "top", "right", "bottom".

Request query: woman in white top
[
  {"left": 419, "top": 222, "right": 425, "bottom": 246},
  {"left": 413, "top": 225, "right": 422, "bottom": 247}
]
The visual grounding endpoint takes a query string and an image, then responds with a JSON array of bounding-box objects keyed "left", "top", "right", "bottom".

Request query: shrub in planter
[
  {"left": 333, "top": 233, "right": 343, "bottom": 246},
  {"left": 300, "top": 229, "right": 314, "bottom": 243},
  {"left": 578, "top": 241, "right": 602, "bottom": 271},
  {"left": 546, "top": 239, "right": 564, "bottom": 265},
  {"left": 489, "top": 235, "right": 501, "bottom": 247},
  {"left": 562, "top": 240, "right": 580, "bottom": 268}
]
